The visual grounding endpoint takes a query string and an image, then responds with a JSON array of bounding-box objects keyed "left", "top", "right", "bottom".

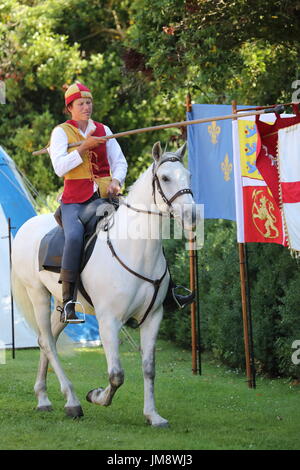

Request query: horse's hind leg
[
  {"left": 86, "top": 316, "right": 124, "bottom": 407},
  {"left": 27, "top": 286, "right": 83, "bottom": 418},
  {"left": 35, "top": 299, "right": 66, "bottom": 412},
  {"left": 140, "top": 308, "right": 169, "bottom": 427},
  {"left": 35, "top": 350, "right": 52, "bottom": 411}
]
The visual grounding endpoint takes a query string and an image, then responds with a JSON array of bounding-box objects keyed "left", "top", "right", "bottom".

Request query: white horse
[{"left": 11, "top": 141, "right": 196, "bottom": 426}]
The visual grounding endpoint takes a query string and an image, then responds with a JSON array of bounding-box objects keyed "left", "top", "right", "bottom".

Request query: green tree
[{"left": 126, "top": 0, "right": 300, "bottom": 103}]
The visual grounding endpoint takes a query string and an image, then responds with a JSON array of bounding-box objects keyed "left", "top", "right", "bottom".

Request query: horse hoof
[
  {"left": 65, "top": 405, "right": 84, "bottom": 419},
  {"left": 146, "top": 417, "right": 169, "bottom": 428},
  {"left": 86, "top": 388, "right": 104, "bottom": 404},
  {"left": 36, "top": 405, "right": 53, "bottom": 412},
  {"left": 152, "top": 420, "right": 169, "bottom": 428}
]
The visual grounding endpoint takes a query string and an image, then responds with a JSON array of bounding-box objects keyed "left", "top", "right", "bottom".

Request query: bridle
[
  {"left": 151, "top": 155, "right": 193, "bottom": 211},
  {"left": 119, "top": 155, "right": 193, "bottom": 217}
]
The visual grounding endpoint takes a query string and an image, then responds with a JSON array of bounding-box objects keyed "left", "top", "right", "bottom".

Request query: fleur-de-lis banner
[{"left": 187, "top": 104, "right": 239, "bottom": 220}]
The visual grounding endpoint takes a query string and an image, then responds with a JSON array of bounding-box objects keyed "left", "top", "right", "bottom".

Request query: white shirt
[{"left": 49, "top": 119, "right": 128, "bottom": 187}]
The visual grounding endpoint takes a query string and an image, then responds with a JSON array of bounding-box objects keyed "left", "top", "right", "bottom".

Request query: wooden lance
[{"left": 32, "top": 105, "right": 286, "bottom": 156}]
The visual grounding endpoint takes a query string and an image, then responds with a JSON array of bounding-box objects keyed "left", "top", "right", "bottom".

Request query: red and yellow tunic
[{"left": 59, "top": 120, "right": 112, "bottom": 203}]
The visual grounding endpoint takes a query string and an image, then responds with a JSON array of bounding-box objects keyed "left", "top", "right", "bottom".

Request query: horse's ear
[
  {"left": 152, "top": 141, "right": 163, "bottom": 162},
  {"left": 175, "top": 142, "right": 187, "bottom": 160}
]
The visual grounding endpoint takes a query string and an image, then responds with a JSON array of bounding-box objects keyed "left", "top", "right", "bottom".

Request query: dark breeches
[{"left": 59, "top": 201, "right": 85, "bottom": 282}]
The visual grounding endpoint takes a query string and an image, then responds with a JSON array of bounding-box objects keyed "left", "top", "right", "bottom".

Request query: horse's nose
[
  {"left": 183, "top": 203, "right": 197, "bottom": 230},
  {"left": 191, "top": 204, "right": 197, "bottom": 226}
]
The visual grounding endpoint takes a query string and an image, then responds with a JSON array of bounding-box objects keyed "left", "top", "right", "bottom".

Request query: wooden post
[
  {"left": 238, "top": 242, "right": 252, "bottom": 387},
  {"left": 232, "top": 101, "right": 254, "bottom": 388},
  {"left": 186, "top": 92, "right": 199, "bottom": 375},
  {"left": 244, "top": 244, "right": 256, "bottom": 388},
  {"left": 8, "top": 218, "right": 15, "bottom": 359},
  {"left": 195, "top": 247, "right": 202, "bottom": 375},
  {"left": 189, "top": 240, "right": 198, "bottom": 375}
]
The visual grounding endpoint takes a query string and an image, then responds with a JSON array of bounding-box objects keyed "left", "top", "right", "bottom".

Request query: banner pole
[
  {"left": 8, "top": 218, "right": 15, "bottom": 359},
  {"left": 244, "top": 244, "right": 256, "bottom": 388},
  {"left": 189, "top": 240, "right": 198, "bottom": 375},
  {"left": 195, "top": 248, "right": 202, "bottom": 375},
  {"left": 232, "top": 101, "right": 254, "bottom": 388},
  {"left": 238, "top": 242, "right": 253, "bottom": 387},
  {"left": 186, "top": 92, "right": 199, "bottom": 375}
]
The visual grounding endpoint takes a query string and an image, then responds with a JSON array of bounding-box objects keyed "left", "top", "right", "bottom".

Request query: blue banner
[{"left": 187, "top": 104, "right": 237, "bottom": 221}]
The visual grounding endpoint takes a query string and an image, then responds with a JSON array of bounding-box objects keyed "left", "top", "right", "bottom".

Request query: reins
[
  {"left": 102, "top": 154, "right": 193, "bottom": 328},
  {"left": 106, "top": 227, "right": 168, "bottom": 328},
  {"left": 118, "top": 198, "right": 165, "bottom": 217}
]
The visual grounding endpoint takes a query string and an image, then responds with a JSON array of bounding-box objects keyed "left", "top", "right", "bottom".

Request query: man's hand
[
  {"left": 107, "top": 178, "right": 121, "bottom": 198},
  {"left": 78, "top": 131, "right": 106, "bottom": 156}
]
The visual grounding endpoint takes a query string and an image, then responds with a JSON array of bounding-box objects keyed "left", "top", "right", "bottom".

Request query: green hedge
[{"left": 160, "top": 220, "right": 300, "bottom": 379}]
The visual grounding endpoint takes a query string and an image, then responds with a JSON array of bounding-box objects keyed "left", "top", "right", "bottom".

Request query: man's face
[{"left": 69, "top": 98, "right": 93, "bottom": 121}]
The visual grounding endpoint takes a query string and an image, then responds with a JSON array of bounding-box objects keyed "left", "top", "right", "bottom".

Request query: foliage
[{"left": 126, "top": 0, "right": 300, "bottom": 103}]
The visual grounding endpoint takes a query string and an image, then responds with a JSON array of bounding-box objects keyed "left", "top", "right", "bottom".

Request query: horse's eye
[{"left": 162, "top": 175, "right": 169, "bottom": 182}]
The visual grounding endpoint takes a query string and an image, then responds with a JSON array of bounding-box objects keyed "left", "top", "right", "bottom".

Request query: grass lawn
[{"left": 0, "top": 331, "right": 299, "bottom": 451}]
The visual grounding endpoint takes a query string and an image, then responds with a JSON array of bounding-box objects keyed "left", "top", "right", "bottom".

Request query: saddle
[{"left": 38, "top": 197, "right": 118, "bottom": 305}]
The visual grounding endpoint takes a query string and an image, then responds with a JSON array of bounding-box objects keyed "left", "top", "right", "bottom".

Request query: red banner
[
  {"left": 233, "top": 117, "right": 285, "bottom": 245},
  {"left": 243, "top": 186, "right": 284, "bottom": 244}
]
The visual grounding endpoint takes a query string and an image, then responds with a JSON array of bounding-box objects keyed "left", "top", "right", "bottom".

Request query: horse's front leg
[
  {"left": 35, "top": 300, "right": 66, "bottom": 411},
  {"left": 86, "top": 315, "right": 124, "bottom": 407},
  {"left": 140, "top": 307, "right": 169, "bottom": 427},
  {"left": 27, "top": 286, "right": 83, "bottom": 418}
]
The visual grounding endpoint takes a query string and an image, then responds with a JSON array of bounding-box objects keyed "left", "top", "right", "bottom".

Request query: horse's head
[{"left": 152, "top": 141, "right": 197, "bottom": 231}]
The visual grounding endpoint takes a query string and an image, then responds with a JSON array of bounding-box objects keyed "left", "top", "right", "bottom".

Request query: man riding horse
[{"left": 49, "top": 82, "right": 194, "bottom": 323}]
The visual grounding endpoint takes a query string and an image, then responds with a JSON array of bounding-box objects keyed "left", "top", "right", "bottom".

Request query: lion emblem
[{"left": 252, "top": 189, "right": 279, "bottom": 238}]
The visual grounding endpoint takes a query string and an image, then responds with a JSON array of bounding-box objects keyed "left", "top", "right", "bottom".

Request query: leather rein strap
[{"left": 107, "top": 232, "right": 168, "bottom": 328}]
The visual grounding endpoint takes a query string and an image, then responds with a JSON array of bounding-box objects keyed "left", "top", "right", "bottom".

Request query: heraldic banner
[
  {"left": 255, "top": 105, "right": 300, "bottom": 253},
  {"left": 187, "top": 104, "right": 237, "bottom": 221},
  {"left": 232, "top": 114, "right": 285, "bottom": 245},
  {"left": 278, "top": 122, "right": 300, "bottom": 252}
]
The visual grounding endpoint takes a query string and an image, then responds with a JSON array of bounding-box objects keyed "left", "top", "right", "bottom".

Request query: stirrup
[
  {"left": 172, "top": 285, "right": 195, "bottom": 309},
  {"left": 60, "top": 300, "right": 86, "bottom": 324}
]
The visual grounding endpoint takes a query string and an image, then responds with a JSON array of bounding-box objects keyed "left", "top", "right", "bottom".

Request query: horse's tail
[
  {"left": 11, "top": 268, "right": 74, "bottom": 355},
  {"left": 11, "top": 267, "right": 37, "bottom": 332}
]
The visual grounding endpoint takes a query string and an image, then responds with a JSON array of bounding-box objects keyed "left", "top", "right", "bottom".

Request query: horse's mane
[
  {"left": 126, "top": 151, "right": 180, "bottom": 198},
  {"left": 126, "top": 162, "right": 153, "bottom": 197}
]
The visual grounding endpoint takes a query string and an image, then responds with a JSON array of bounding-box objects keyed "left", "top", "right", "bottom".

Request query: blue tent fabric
[
  {"left": 65, "top": 315, "right": 100, "bottom": 343},
  {"left": 0, "top": 146, "right": 36, "bottom": 235},
  {"left": 187, "top": 104, "right": 239, "bottom": 221},
  {"left": 0, "top": 146, "right": 38, "bottom": 348}
]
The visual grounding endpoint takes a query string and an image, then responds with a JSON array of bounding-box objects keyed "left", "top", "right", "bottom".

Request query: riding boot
[
  {"left": 59, "top": 281, "right": 85, "bottom": 324},
  {"left": 163, "top": 279, "right": 195, "bottom": 310}
]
